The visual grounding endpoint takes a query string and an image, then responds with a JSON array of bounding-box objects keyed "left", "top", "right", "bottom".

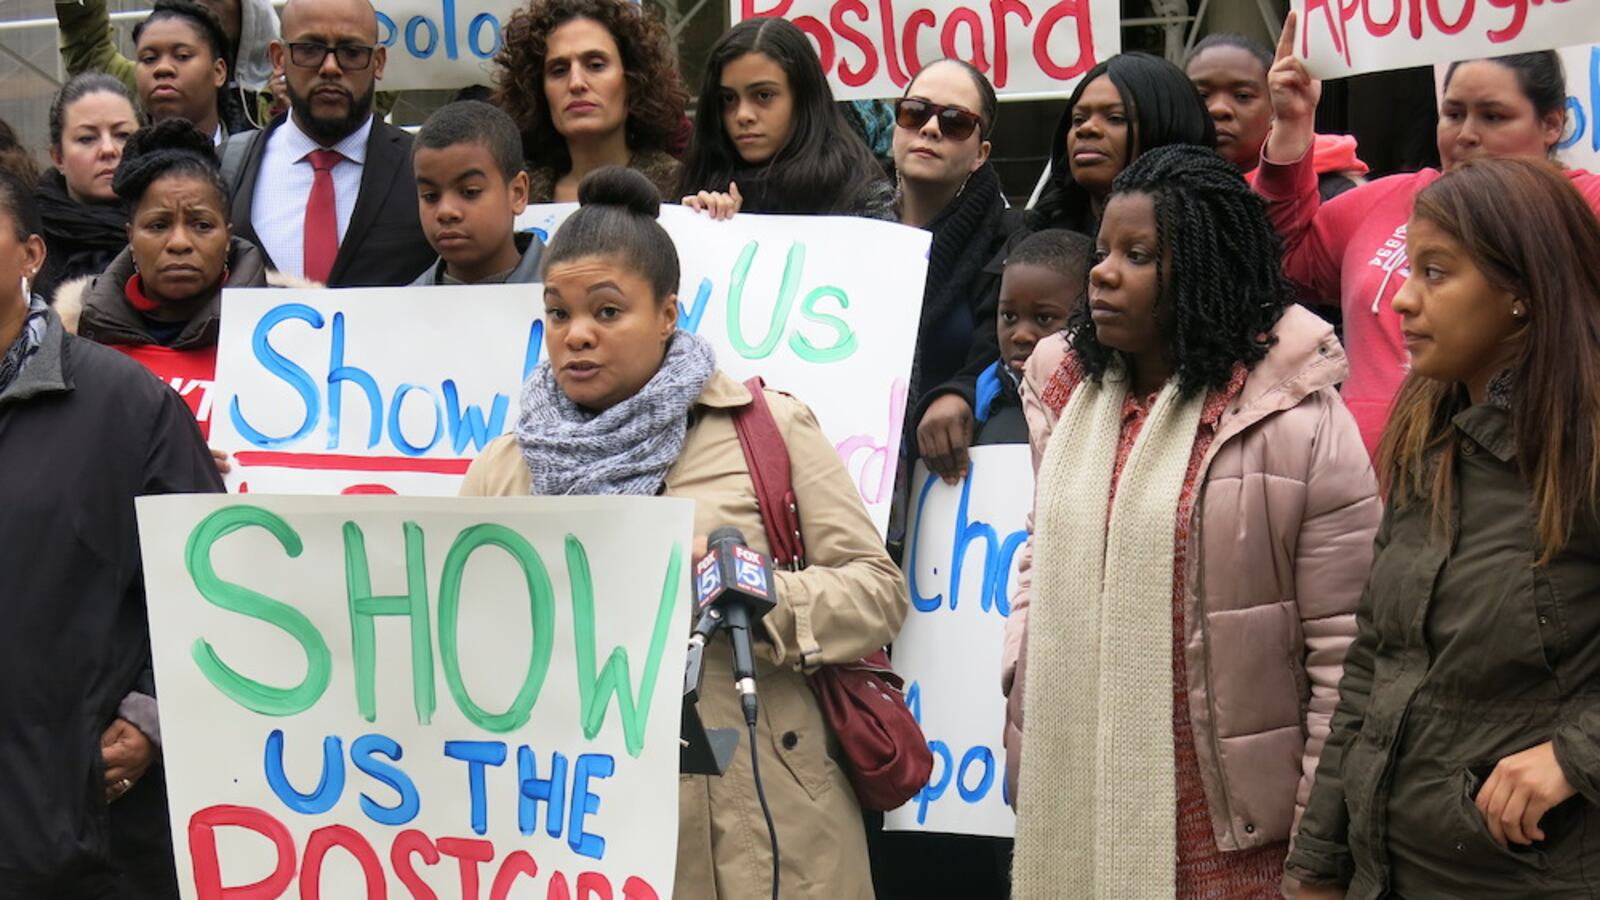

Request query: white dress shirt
[{"left": 250, "top": 113, "right": 373, "bottom": 279}]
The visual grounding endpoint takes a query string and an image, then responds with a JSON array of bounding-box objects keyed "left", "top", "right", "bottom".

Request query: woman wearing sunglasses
[
  {"left": 892, "top": 60, "right": 1026, "bottom": 490},
  {"left": 678, "top": 17, "right": 894, "bottom": 220}
]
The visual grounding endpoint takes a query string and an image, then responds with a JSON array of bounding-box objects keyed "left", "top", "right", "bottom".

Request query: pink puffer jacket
[{"left": 1002, "top": 305, "right": 1380, "bottom": 852}]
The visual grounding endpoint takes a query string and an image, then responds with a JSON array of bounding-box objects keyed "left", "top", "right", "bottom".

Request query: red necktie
[{"left": 303, "top": 148, "right": 343, "bottom": 284}]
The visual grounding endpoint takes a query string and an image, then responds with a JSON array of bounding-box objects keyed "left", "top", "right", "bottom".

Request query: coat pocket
[
  {"left": 761, "top": 674, "right": 841, "bottom": 804},
  {"left": 1459, "top": 767, "right": 1550, "bottom": 871}
]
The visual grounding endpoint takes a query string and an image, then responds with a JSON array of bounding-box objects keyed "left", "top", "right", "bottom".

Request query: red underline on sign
[{"left": 232, "top": 451, "right": 472, "bottom": 475}]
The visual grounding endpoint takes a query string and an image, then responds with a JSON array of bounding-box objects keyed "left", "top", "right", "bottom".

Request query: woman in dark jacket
[
  {"left": 0, "top": 169, "right": 221, "bottom": 899},
  {"left": 893, "top": 58, "right": 1024, "bottom": 485},
  {"left": 55, "top": 118, "right": 299, "bottom": 440},
  {"left": 1291, "top": 158, "right": 1600, "bottom": 899},
  {"left": 34, "top": 74, "right": 139, "bottom": 300},
  {"left": 1029, "top": 52, "right": 1214, "bottom": 235}
]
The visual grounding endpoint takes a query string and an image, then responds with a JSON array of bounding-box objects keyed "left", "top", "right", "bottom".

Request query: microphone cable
[{"left": 746, "top": 717, "right": 780, "bottom": 900}]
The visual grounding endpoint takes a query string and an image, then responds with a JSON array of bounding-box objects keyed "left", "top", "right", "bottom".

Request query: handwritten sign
[
  {"left": 884, "top": 445, "right": 1029, "bottom": 837},
  {"left": 373, "top": 0, "right": 520, "bottom": 91},
  {"left": 1559, "top": 44, "right": 1600, "bottom": 171},
  {"left": 213, "top": 207, "right": 929, "bottom": 533},
  {"left": 1295, "top": 0, "right": 1600, "bottom": 79},
  {"left": 136, "top": 494, "right": 692, "bottom": 899},
  {"left": 733, "top": 0, "right": 1120, "bottom": 101}
]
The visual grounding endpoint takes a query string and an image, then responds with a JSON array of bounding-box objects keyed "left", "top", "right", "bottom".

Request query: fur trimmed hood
[{"left": 53, "top": 238, "right": 320, "bottom": 337}]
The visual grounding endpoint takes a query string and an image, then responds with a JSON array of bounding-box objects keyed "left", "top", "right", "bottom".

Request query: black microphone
[{"left": 691, "top": 526, "right": 778, "bottom": 726}]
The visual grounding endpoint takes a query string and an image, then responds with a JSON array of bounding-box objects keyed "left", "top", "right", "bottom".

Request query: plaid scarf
[{"left": 0, "top": 295, "right": 48, "bottom": 396}]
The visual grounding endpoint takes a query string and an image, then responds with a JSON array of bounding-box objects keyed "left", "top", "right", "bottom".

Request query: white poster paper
[
  {"left": 883, "top": 444, "right": 1029, "bottom": 837},
  {"left": 373, "top": 0, "right": 522, "bottom": 91},
  {"left": 136, "top": 494, "right": 693, "bottom": 899},
  {"left": 1294, "top": 0, "right": 1600, "bottom": 80},
  {"left": 212, "top": 207, "right": 930, "bottom": 535},
  {"left": 729, "top": 0, "right": 1120, "bottom": 101}
]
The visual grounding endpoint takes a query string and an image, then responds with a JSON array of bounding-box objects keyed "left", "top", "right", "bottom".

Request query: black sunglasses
[
  {"left": 287, "top": 41, "right": 377, "bottom": 71},
  {"left": 894, "top": 98, "right": 983, "bottom": 142}
]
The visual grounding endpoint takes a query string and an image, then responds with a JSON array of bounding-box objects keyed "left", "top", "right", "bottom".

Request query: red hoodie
[{"left": 1255, "top": 147, "right": 1600, "bottom": 457}]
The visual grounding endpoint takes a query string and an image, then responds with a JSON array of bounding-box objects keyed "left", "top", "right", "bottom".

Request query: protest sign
[
  {"left": 1294, "top": 0, "right": 1600, "bottom": 79},
  {"left": 883, "top": 445, "right": 1029, "bottom": 837},
  {"left": 732, "top": 0, "right": 1120, "bottom": 101},
  {"left": 212, "top": 207, "right": 929, "bottom": 534},
  {"left": 137, "top": 494, "right": 693, "bottom": 899},
  {"left": 373, "top": 0, "right": 521, "bottom": 91},
  {"left": 1558, "top": 44, "right": 1600, "bottom": 171}
]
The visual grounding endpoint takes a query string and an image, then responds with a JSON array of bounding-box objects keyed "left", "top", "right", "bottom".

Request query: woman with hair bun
[
  {"left": 1005, "top": 145, "right": 1377, "bottom": 897},
  {"left": 492, "top": 0, "right": 688, "bottom": 201},
  {"left": 55, "top": 118, "right": 308, "bottom": 441},
  {"left": 462, "top": 166, "right": 908, "bottom": 899},
  {"left": 33, "top": 74, "right": 141, "bottom": 299}
]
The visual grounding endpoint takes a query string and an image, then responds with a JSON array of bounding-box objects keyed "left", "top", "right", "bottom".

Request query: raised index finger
[{"left": 1275, "top": 10, "right": 1299, "bottom": 64}]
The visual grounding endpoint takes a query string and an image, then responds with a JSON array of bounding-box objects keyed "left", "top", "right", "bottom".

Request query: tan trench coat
[{"left": 461, "top": 370, "right": 907, "bottom": 899}]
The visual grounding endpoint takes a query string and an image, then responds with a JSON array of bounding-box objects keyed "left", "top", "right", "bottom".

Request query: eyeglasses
[
  {"left": 287, "top": 42, "right": 376, "bottom": 71},
  {"left": 894, "top": 98, "right": 983, "bottom": 142}
]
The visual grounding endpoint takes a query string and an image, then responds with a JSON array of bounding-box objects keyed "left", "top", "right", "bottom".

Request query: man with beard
[{"left": 219, "top": 0, "right": 431, "bottom": 285}]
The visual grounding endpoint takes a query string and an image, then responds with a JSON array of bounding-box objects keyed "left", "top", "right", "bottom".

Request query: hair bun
[
  {"left": 576, "top": 166, "right": 661, "bottom": 218},
  {"left": 122, "top": 118, "right": 219, "bottom": 169}
]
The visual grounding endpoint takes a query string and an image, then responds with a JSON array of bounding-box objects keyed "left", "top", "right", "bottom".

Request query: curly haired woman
[
  {"left": 492, "top": 0, "right": 688, "bottom": 202},
  {"left": 1002, "top": 144, "right": 1380, "bottom": 898}
]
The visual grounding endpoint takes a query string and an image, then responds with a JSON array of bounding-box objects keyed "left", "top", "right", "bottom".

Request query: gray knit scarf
[{"left": 517, "top": 330, "right": 717, "bottom": 496}]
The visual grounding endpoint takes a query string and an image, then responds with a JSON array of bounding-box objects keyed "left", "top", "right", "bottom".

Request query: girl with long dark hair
[
  {"left": 678, "top": 17, "right": 893, "bottom": 219},
  {"left": 1292, "top": 157, "right": 1600, "bottom": 900}
]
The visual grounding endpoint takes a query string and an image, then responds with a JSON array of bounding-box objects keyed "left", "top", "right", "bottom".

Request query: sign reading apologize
[
  {"left": 734, "top": 0, "right": 1120, "bottom": 101},
  {"left": 1294, "top": 0, "right": 1600, "bottom": 79},
  {"left": 212, "top": 206, "right": 929, "bottom": 533},
  {"left": 373, "top": 0, "right": 522, "bottom": 91},
  {"left": 884, "top": 446, "right": 1029, "bottom": 837},
  {"left": 136, "top": 494, "right": 693, "bottom": 899}
]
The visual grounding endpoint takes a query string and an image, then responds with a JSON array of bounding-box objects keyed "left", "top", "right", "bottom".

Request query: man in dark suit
[{"left": 220, "top": 0, "right": 431, "bottom": 287}]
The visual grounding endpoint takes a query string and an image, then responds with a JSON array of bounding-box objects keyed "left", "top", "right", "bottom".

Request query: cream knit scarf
[{"left": 1012, "top": 364, "right": 1208, "bottom": 899}]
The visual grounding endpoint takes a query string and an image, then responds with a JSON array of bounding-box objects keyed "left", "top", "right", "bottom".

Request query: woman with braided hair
[
  {"left": 55, "top": 118, "right": 309, "bottom": 445},
  {"left": 1002, "top": 144, "right": 1379, "bottom": 898}
]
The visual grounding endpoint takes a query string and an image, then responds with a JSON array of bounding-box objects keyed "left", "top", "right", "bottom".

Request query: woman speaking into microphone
[{"left": 460, "top": 166, "right": 907, "bottom": 900}]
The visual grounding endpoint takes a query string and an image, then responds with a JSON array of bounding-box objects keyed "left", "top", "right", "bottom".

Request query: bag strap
[{"left": 730, "top": 377, "right": 822, "bottom": 670}]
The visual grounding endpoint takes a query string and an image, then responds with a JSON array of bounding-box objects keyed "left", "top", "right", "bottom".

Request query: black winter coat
[{"left": 0, "top": 307, "right": 221, "bottom": 897}]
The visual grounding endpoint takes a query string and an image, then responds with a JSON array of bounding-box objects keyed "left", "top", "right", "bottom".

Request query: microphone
[{"left": 690, "top": 526, "right": 778, "bottom": 726}]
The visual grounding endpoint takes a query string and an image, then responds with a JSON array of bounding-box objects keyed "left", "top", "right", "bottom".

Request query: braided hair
[
  {"left": 1068, "top": 143, "right": 1292, "bottom": 397},
  {"left": 111, "top": 118, "right": 227, "bottom": 215}
]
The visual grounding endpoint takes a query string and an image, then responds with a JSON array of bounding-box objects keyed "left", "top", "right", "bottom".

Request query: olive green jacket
[{"left": 1287, "top": 390, "right": 1600, "bottom": 898}]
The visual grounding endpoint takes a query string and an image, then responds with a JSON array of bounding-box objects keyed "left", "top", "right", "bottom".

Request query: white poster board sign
[
  {"left": 1294, "top": 0, "right": 1600, "bottom": 79},
  {"left": 883, "top": 445, "right": 1028, "bottom": 837},
  {"left": 1558, "top": 44, "right": 1600, "bottom": 171},
  {"left": 207, "top": 206, "right": 928, "bottom": 532},
  {"left": 373, "top": 0, "right": 523, "bottom": 91},
  {"left": 729, "top": 0, "right": 1120, "bottom": 101},
  {"left": 137, "top": 494, "right": 693, "bottom": 899}
]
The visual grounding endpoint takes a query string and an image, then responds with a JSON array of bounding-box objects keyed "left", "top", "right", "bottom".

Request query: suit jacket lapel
[
  {"left": 329, "top": 121, "right": 404, "bottom": 283},
  {"left": 229, "top": 118, "right": 280, "bottom": 271}
]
